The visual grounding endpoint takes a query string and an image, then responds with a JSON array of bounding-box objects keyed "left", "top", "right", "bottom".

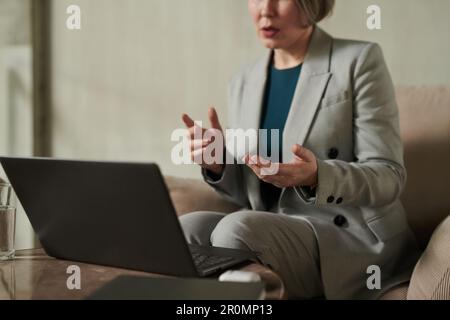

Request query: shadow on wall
[
  {"left": 397, "top": 86, "right": 450, "bottom": 249},
  {"left": 402, "top": 138, "right": 450, "bottom": 248}
]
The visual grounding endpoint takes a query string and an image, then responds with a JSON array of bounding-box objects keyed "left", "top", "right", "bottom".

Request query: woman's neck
[{"left": 273, "top": 26, "right": 314, "bottom": 70}]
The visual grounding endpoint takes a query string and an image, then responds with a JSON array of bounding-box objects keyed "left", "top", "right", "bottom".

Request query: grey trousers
[{"left": 179, "top": 210, "right": 324, "bottom": 299}]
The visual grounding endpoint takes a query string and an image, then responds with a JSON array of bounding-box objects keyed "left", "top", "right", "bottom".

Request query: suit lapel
[{"left": 283, "top": 27, "right": 333, "bottom": 162}]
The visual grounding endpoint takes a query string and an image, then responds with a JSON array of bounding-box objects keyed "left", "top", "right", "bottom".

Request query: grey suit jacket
[{"left": 202, "top": 26, "right": 420, "bottom": 299}]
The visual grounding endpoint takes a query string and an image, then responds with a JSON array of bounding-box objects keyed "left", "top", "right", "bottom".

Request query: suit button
[
  {"left": 328, "top": 147, "right": 339, "bottom": 159},
  {"left": 334, "top": 215, "right": 347, "bottom": 227},
  {"left": 336, "top": 197, "right": 343, "bottom": 204},
  {"left": 327, "top": 196, "right": 335, "bottom": 203}
]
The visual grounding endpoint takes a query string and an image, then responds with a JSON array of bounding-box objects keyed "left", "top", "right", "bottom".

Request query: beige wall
[
  {"left": 51, "top": 0, "right": 260, "bottom": 179},
  {"left": 321, "top": 0, "right": 450, "bottom": 86},
  {"left": 50, "top": 0, "right": 450, "bottom": 179},
  {"left": 0, "top": 0, "right": 34, "bottom": 249}
]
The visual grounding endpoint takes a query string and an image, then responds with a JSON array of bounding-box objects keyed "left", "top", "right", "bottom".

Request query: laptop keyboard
[{"left": 191, "top": 252, "right": 236, "bottom": 271}]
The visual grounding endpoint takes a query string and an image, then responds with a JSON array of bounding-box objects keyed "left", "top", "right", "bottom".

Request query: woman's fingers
[
  {"left": 182, "top": 113, "right": 195, "bottom": 128},
  {"left": 243, "top": 155, "right": 298, "bottom": 187},
  {"left": 245, "top": 162, "right": 286, "bottom": 186},
  {"left": 183, "top": 108, "right": 223, "bottom": 144},
  {"left": 190, "top": 139, "right": 210, "bottom": 151},
  {"left": 291, "top": 144, "right": 315, "bottom": 162},
  {"left": 243, "top": 155, "right": 304, "bottom": 174},
  {"left": 183, "top": 108, "right": 223, "bottom": 132},
  {"left": 190, "top": 147, "right": 221, "bottom": 167},
  {"left": 183, "top": 108, "right": 224, "bottom": 173},
  {"left": 190, "top": 148, "right": 205, "bottom": 163},
  {"left": 275, "top": 163, "right": 304, "bottom": 176},
  {"left": 186, "top": 125, "right": 206, "bottom": 140},
  {"left": 208, "top": 107, "right": 223, "bottom": 131},
  {"left": 182, "top": 113, "right": 206, "bottom": 139},
  {"left": 244, "top": 155, "right": 266, "bottom": 175},
  {"left": 247, "top": 162, "right": 261, "bottom": 176},
  {"left": 243, "top": 154, "right": 271, "bottom": 167}
]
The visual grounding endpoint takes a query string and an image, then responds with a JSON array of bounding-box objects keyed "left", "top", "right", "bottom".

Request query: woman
[{"left": 181, "top": 0, "right": 419, "bottom": 299}]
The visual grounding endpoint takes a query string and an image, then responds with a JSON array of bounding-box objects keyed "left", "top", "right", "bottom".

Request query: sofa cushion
[
  {"left": 406, "top": 215, "right": 450, "bottom": 299},
  {"left": 396, "top": 86, "right": 450, "bottom": 248},
  {"left": 164, "top": 176, "right": 240, "bottom": 216},
  {"left": 379, "top": 283, "right": 409, "bottom": 300}
]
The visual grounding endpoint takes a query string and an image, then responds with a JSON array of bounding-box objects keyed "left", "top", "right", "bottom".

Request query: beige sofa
[{"left": 164, "top": 86, "right": 450, "bottom": 300}]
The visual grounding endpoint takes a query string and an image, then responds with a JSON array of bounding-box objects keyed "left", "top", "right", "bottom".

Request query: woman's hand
[
  {"left": 182, "top": 107, "right": 225, "bottom": 176},
  {"left": 243, "top": 144, "right": 318, "bottom": 188}
]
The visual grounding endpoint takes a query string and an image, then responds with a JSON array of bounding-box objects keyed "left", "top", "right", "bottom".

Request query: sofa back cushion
[{"left": 396, "top": 86, "right": 450, "bottom": 248}]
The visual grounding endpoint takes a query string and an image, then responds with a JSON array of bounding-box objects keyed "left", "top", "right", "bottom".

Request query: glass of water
[
  {"left": 0, "top": 181, "right": 11, "bottom": 206},
  {"left": 0, "top": 182, "right": 15, "bottom": 260}
]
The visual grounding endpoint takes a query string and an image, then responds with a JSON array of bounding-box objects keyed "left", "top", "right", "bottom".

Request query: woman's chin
[{"left": 261, "top": 39, "right": 282, "bottom": 49}]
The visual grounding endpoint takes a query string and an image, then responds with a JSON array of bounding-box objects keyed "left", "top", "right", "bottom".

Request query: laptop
[{"left": 0, "top": 157, "right": 258, "bottom": 277}]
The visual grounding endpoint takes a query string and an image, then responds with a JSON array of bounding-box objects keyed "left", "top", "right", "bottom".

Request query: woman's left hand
[{"left": 243, "top": 144, "right": 318, "bottom": 189}]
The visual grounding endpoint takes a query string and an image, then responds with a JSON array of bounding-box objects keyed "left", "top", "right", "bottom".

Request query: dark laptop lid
[{"left": 0, "top": 157, "right": 198, "bottom": 277}]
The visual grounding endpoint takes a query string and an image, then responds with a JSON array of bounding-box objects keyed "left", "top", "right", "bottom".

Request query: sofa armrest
[
  {"left": 407, "top": 215, "right": 450, "bottom": 300},
  {"left": 379, "top": 283, "right": 409, "bottom": 300},
  {"left": 164, "top": 176, "right": 240, "bottom": 216}
]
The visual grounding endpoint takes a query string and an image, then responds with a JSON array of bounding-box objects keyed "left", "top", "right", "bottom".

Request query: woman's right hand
[{"left": 182, "top": 107, "right": 225, "bottom": 176}]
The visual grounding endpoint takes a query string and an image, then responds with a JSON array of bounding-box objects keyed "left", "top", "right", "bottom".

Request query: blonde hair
[{"left": 295, "top": 0, "right": 335, "bottom": 26}]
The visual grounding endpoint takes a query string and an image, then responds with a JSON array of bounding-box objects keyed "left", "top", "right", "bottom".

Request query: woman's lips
[{"left": 261, "top": 27, "right": 280, "bottom": 38}]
